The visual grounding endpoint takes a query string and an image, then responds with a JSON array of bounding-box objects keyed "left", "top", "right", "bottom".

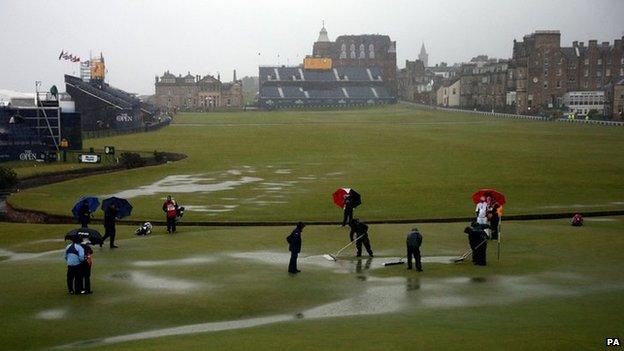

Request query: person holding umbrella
[
  {"left": 64, "top": 237, "right": 85, "bottom": 295},
  {"left": 406, "top": 228, "right": 423, "bottom": 271},
  {"left": 162, "top": 195, "right": 179, "bottom": 234},
  {"left": 286, "top": 222, "right": 305, "bottom": 274},
  {"left": 101, "top": 204, "right": 119, "bottom": 248},
  {"left": 475, "top": 196, "right": 488, "bottom": 226},
  {"left": 77, "top": 200, "right": 91, "bottom": 228},
  {"left": 349, "top": 219, "right": 373, "bottom": 257},
  {"left": 342, "top": 193, "right": 354, "bottom": 227}
]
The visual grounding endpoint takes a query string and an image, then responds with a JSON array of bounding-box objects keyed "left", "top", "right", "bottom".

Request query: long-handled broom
[
  {"left": 323, "top": 234, "right": 364, "bottom": 261},
  {"left": 453, "top": 238, "right": 488, "bottom": 263}
]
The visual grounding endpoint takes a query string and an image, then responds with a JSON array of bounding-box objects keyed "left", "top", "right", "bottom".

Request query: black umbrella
[
  {"left": 65, "top": 227, "right": 103, "bottom": 245},
  {"left": 101, "top": 197, "right": 133, "bottom": 218}
]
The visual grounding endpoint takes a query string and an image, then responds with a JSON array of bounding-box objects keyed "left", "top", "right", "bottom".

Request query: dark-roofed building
[
  {"left": 511, "top": 30, "right": 624, "bottom": 115},
  {"left": 312, "top": 25, "right": 397, "bottom": 95},
  {"left": 154, "top": 70, "right": 243, "bottom": 111},
  {"left": 459, "top": 56, "right": 513, "bottom": 112},
  {"left": 605, "top": 76, "right": 624, "bottom": 120}
]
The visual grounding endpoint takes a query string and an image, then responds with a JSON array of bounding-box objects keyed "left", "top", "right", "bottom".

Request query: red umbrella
[
  {"left": 332, "top": 188, "right": 362, "bottom": 209},
  {"left": 471, "top": 189, "right": 506, "bottom": 206}
]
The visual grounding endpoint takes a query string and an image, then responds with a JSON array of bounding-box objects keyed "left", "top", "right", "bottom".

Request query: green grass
[
  {"left": 7, "top": 105, "right": 624, "bottom": 222},
  {"left": 5, "top": 160, "right": 102, "bottom": 179},
  {"left": 0, "top": 218, "right": 622, "bottom": 350}
]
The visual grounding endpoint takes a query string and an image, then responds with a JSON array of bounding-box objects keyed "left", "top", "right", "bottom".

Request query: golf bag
[
  {"left": 571, "top": 214, "right": 583, "bottom": 227},
  {"left": 176, "top": 206, "right": 185, "bottom": 218},
  {"left": 135, "top": 222, "right": 153, "bottom": 236}
]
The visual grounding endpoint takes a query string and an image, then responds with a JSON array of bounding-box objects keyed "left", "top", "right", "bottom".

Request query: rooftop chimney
[
  {"left": 579, "top": 42, "right": 584, "bottom": 48},
  {"left": 589, "top": 40, "right": 597, "bottom": 47},
  {"left": 602, "top": 41, "right": 610, "bottom": 47},
  {"left": 573, "top": 41, "right": 578, "bottom": 47}
]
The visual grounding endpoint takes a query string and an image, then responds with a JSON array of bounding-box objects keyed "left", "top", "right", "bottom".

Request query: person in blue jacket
[
  {"left": 286, "top": 222, "right": 305, "bottom": 274},
  {"left": 406, "top": 228, "right": 423, "bottom": 271},
  {"left": 64, "top": 238, "right": 85, "bottom": 294}
]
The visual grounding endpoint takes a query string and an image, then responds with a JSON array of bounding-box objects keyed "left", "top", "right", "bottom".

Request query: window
[
  {"left": 584, "top": 69, "right": 589, "bottom": 77},
  {"left": 557, "top": 68, "right": 562, "bottom": 76},
  {"left": 556, "top": 81, "right": 561, "bottom": 88},
  {"left": 597, "top": 59, "right": 602, "bottom": 65},
  {"left": 584, "top": 58, "right": 589, "bottom": 65},
  {"left": 359, "top": 44, "right": 365, "bottom": 59},
  {"left": 369, "top": 44, "right": 375, "bottom": 59},
  {"left": 597, "top": 71, "right": 602, "bottom": 77},
  {"left": 606, "top": 69, "right": 611, "bottom": 76},
  {"left": 544, "top": 69, "right": 548, "bottom": 76},
  {"left": 350, "top": 43, "right": 356, "bottom": 59},
  {"left": 340, "top": 43, "right": 347, "bottom": 59},
  {"left": 543, "top": 81, "right": 548, "bottom": 89}
]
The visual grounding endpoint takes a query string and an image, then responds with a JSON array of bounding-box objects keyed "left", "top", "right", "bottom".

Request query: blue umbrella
[
  {"left": 101, "top": 197, "right": 133, "bottom": 218},
  {"left": 71, "top": 196, "right": 100, "bottom": 218}
]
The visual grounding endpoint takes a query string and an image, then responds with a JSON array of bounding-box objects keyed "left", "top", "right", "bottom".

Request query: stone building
[
  {"left": 459, "top": 56, "right": 512, "bottom": 112},
  {"left": 604, "top": 77, "right": 624, "bottom": 120},
  {"left": 511, "top": 30, "right": 624, "bottom": 115},
  {"left": 312, "top": 25, "right": 397, "bottom": 95},
  {"left": 154, "top": 70, "right": 243, "bottom": 111},
  {"left": 397, "top": 59, "right": 434, "bottom": 103},
  {"left": 436, "top": 78, "right": 460, "bottom": 107}
]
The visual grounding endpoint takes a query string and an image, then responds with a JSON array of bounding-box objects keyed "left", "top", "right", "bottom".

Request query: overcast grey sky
[{"left": 0, "top": 0, "right": 622, "bottom": 95}]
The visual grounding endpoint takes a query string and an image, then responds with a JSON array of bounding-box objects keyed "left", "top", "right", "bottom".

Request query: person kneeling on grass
[
  {"left": 286, "top": 222, "right": 305, "bottom": 274},
  {"left": 64, "top": 238, "right": 85, "bottom": 295},
  {"left": 406, "top": 228, "right": 423, "bottom": 272}
]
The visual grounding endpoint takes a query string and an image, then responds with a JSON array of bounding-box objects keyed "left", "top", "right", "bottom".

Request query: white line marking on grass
[{"left": 0, "top": 248, "right": 63, "bottom": 262}]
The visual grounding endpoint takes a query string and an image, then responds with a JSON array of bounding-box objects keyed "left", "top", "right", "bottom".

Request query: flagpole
[{"left": 497, "top": 217, "right": 502, "bottom": 261}]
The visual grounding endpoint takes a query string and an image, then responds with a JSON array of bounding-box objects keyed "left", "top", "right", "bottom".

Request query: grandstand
[{"left": 258, "top": 65, "right": 395, "bottom": 109}]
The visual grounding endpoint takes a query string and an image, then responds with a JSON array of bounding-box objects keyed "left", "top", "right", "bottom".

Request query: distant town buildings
[
  {"left": 511, "top": 30, "right": 624, "bottom": 116},
  {"left": 154, "top": 70, "right": 243, "bottom": 111}
]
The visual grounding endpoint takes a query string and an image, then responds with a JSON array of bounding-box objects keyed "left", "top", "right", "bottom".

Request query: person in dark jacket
[
  {"left": 464, "top": 222, "right": 489, "bottom": 266},
  {"left": 286, "top": 222, "right": 305, "bottom": 273},
  {"left": 80, "top": 240, "right": 94, "bottom": 294},
  {"left": 406, "top": 228, "right": 423, "bottom": 271},
  {"left": 342, "top": 194, "right": 354, "bottom": 227},
  {"left": 488, "top": 200, "right": 501, "bottom": 240},
  {"left": 349, "top": 219, "right": 373, "bottom": 257},
  {"left": 78, "top": 200, "right": 91, "bottom": 228},
  {"left": 162, "top": 195, "right": 178, "bottom": 234},
  {"left": 101, "top": 204, "right": 118, "bottom": 248}
]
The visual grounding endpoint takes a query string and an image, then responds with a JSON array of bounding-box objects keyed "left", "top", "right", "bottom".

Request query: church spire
[
  {"left": 317, "top": 20, "right": 330, "bottom": 42},
  {"left": 418, "top": 42, "right": 429, "bottom": 67}
]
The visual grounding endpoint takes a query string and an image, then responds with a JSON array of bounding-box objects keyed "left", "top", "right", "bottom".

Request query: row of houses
[{"left": 399, "top": 31, "right": 624, "bottom": 119}]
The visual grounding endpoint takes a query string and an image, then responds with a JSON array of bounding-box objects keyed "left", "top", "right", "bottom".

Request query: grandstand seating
[{"left": 258, "top": 65, "right": 395, "bottom": 108}]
